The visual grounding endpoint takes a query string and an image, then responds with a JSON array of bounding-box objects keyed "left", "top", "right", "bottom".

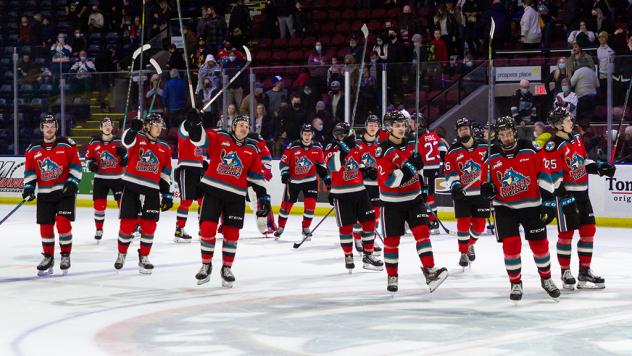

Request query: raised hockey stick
[
  {"left": 485, "top": 18, "right": 496, "bottom": 183},
  {"left": 122, "top": 43, "right": 151, "bottom": 129},
  {"left": 136, "top": 0, "right": 147, "bottom": 120},
  {"left": 350, "top": 24, "right": 369, "bottom": 128},
  {"left": 146, "top": 58, "right": 164, "bottom": 116},
  {"left": 293, "top": 207, "right": 334, "bottom": 249},
  {"left": 413, "top": 42, "right": 421, "bottom": 155},
  {"left": 0, "top": 199, "right": 26, "bottom": 226},
  {"left": 175, "top": 0, "right": 197, "bottom": 108},
  {"left": 610, "top": 78, "right": 632, "bottom": 163},
  {"left": 200, "top": 46, "right": 252, "bottom": 113}
]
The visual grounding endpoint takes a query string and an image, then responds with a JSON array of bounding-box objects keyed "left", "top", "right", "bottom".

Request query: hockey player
[
  {"left": 85, "top": 117, "right": 126, "bottom": 242},
  {"left": 114, "top": 114, "right": 173, "bottom": 274},
  {"left": 410, "top": 112, "right": 448, "bottom": 235},
  {"left": 376, "top": 111, "right": 448, "bottom": 293},
  {"left": 275, "top": 124, "right": 330, "bottom": 240},
  {"left": 188, "top": 114, "right": 272, "bottom": 287},
  {"left": 480, "top": 116, "right": 560, "bottom": 302},
  {"left": 325, "top": 122, "right": 384, "bottom": 272},
  {"left": 352, "top": 115, "right": 383, "bottom": 256},
  {"left": 444, "top": 117, "right": 490, "bottom": 268},
  {"left": 174, "top": 110, "right": 208, "bottom": 242},
  {"left": 248, "top": 132, "right": 277, "bottom": 235},
  {"left": 544, "top": 107, "right": 615, "bottom": 290},
  {"left": 23, "top": 115, "right": 82, "bottom": 275}
]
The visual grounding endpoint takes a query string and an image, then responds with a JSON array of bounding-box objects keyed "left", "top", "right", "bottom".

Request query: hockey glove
[
  {"left": 22, "top": 185, "right": 35, "bottom": 201},
  {"left": 281, "top": 173, "right": 290, "bottom": 184},
  {"left": 160, "top": 194, "right": 173, "bottom": 212},
  {"left": 360, "top": 166, "right": 377, "bottom": 180},
  {"left": 597, "top": 162, "right": 616, "bottom": 178},
  {"left": 115, "top": 146, "right": 126, "bottom": 158},
  {"left": 62, "top": 180, "right": 78, "bottom": 197},
  {"left": 342, "top": 135, "right": 356, "bottom": 150},
  {"left": 540, "top": 200, "right": 557, "bottom": 224},
  {"left": 480, "top": 182, "right": 496, "bottom": 200},
  {"left": 88, "top": 160, "right": 99, "bottom": 172},
  {"left": 256, "top": 195, "right": 272, "bottom": 217},
  {"left": 323, "top": 176, "right": 332, "bottom": 190},
  {"left": 202, "top": 160, "right": 209, "bottom": 171},
  {"left": 451, "top": 184, "right": 466, "bottom": 200},
  {"left": 187, "top": 108, "right": 203, "bottom": 126},
  {"left": 328, "top": 193, "right": 335, "bottom": 206},
  {"left": 406, "top": 153, "right": 424, "bottom": 171},
  {"left": 130, "top": 118, "right": 143, "bottom": 132}
]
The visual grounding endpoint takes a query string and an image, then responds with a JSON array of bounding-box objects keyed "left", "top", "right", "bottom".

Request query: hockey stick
[
  {"left": 610, "top": 78, "right": 632, "bottom": 163},
  {"left": 413, "top": 42, "right": 421, "bottom": 155},
  {"left": 293, "top": 207, "right": 334, "bottom": 249},
  {"left": 175, "top": 0, "right": 196, "bottom": 108},
  {"left": 424, "top": 203, "right": 456, "bottom": 236},
  {"left": 136, "top": 0, "right": 147, "bottom": 120},
  {"left": 0, "top": 199, "right": 26, "bottom": 226},
  {"left": 146, "top": 58, "right": 163, "bottom": 115},
  {"left": 374, "top": 228, "right": 385, "bottom": 244},
  {"left": 122, "top": 44, "right": 151, "bottom": 129},
  {"left": 485, "top": 19, "right": 496, "bottom": 184},
  {"left": 350, "top": 24, "right": 369, "bottom": 128},
  {"left": 200, "top": 46, "right": 252, "bottom": 113}
]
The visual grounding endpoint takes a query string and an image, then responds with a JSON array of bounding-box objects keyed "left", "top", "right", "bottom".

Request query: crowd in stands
[{"left": 1, "top": 0, "right": 632, "bottom": 162}]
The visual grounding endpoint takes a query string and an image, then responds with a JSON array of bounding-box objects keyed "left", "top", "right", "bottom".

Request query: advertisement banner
[
  {"left": 495, "top": 66, "right": 542, "bottom": 82},
  {"left": 601, "top": 165, "right": 632, "bottom": 217}
]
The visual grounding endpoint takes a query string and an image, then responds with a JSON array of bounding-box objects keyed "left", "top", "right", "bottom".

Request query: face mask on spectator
[
  {"left": 315, "top": 45, "right": 322, "bottom": 52},
  {"left": 304, "top": 88, "right": 311, "bottom": 95},
  {"left": 314, "top": 122, "right": 323, "bottom": 131},
  {"left": 562, "top": 85, "right": 570, "bottom": 93},
  {"left": 58, "top": 37, "right": 64, "bottom": 43},
  {"left": 229, "top": 55, "right": 237, "bottom": 62},
  {"left": 377, "top": 39, "right": 383, "bottom": 45},
  {"left": 75, "top": 32, "right": 81, "bottom": 38},
  {"left": 465, "top": 61, "right": 473, "bottom": 67},
  {"left": 520, "top": 88, "right": 529, "bottom": 94},
  {"left": 533, "top": 131, "right": 538, "bottom": 138},
  {"left": 293, "top": 101, "right": 301, "bottom": 109},
  {"left": 80, "top": 56, "right": 87, "bottom": 61},
  {"left": 559, "top": 63, "right": 566, "bottom": 69}
]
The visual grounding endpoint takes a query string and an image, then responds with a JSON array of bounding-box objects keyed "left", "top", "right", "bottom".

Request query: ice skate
[
  {"left": 422, "top": 267, "right": 448, "bottom": 292},
  {"left": 174, "top": 227, "right": 192, "bottom": 243},
  {"left": 577, "top": 267, "right": 605, "bottom": 289},
  {"left": 561, "top": 269, "right": 576, "bottom": 290},
  {"left": 301, "top": 227, "right": 312, "bottom": 241},
  {"left": 373, "top": 244, "right": 382, "bottom": 257},
  {"left": 354, "top": 238, "right": 363, "bottom": 253},
  {"left": 195, "top": 263, "right": 212, "bottom": 285},
  {"left": 59, "top": 253, "right": 71, "bottom": 275},
  {"left": 220, "top": 266, "right": 235, "bottom": 288},
  {"left": 467, "top": 244, "right": 476, "bottom": 262},
  {"left": 510, "top": 282, "right": 523, "bottom": 304},
  {"left": 387, "top": 276, "right": 398, "bottom": 293},
  {"left": 541, "top": 278, "right": 561, "bottom": 302},
  {"left": 362, "top": 253, "right": 384, "bottom": 271},
  {"left": 429, "top": 220, "right": 440, "bottom": 235},
  {"left": 36, "top": 254, "right": 54, "bottom": 277},
  {"left": 94, "top": 230, "right": 103, "bottom": 244},
  {"left": 114, "top": 253, "right": 126, "bottom": 270},
  {"left": 458, "top": 253, "right": 470, "bottom": 271},
  {"left": 273, "top": 226, "right": 284, "bottom": 240},
  {"left": 345, "top": 255, "right": 355, "bottom": 273},
  {"left": 138, "top": 251, "right": 154, "bottom": 274}
]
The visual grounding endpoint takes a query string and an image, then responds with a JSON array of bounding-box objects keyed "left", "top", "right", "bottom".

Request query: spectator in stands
[
  {"left": 566, "top": 42, "right": 595, "bottom": 77},
  {"left": 546, "top": 57, "right": 568, "bottom": 95},
  {"left": 432, "top": 29, "right": 449, "bottom": 63},
  {"left": 435, "top": 3, "right": 460, "bottom": 55},
  {"left": 301, "top": 83, "right": 318, "bottom": 118},
  {"left": 50, "top": 33, "right": 72, "bottom": 65},
  {"left": 18, "top": 54, "right": 40, "bottom": 83},
  {"left": 346, "top": 34, "right": 364, "bottom": 65},
  {"left": 553, "top": 78, "right": 578, "bottom": 118},
  {"left": 222, "top": 49, "right": 247, "bottom": 109},
  {"left": 196, "top": 6, "right": 212, "bottom": 47},
  {"left": 145, "top": 74, "right": 164, "bottom": 113},
  {"left": 69, "top": 50, "right": 96, "bottom": 93},
  {"left": 312, "top": 100, "right": 333, "bottom": 138},
  {"left": 386, "top": 29, "right": 406, "bottom": 101},
  {"left": 399, "top": 5, "right": 419, "bottom": 46},
  {"left": 273, "top": 0, "right": 295, "bottom": 39},
  {"left": 293, "top": 1, "right": 306, "bottom": 38},
  {"left": 183, "top": 26, "right": 198, "bottom": 57},
  {"left": 66, "top": 0, "right": 88, "bottom": 31},
  {"left": 311, "top": 116, "right": 326, "bottom": 144},
  {"left": 204, "top": 6, "right": 228, "bottom": 54},
  {"left": 328, "top": 81, "right": 345, "bottom": 123},
  {"left": 280, "top": 95, "right": 308, "bottom": 143},
  {"left": 597, "top": 31, "right": 615, "bottom": 86},
  {"left": 266, "top": 76, "right": 288, "bottom": 119},
  {"left": 240, "top": 82, "right": 265, "bottom": 115},
  {"left": 162, "top": 69, "right": 188, "bottom": 128},
  {"left": 462, "top": 0, "right": 482, "bottom": 55},
  {"left": 218, "top": 104, "right": 239, "bottom": 129},
  {"left": 88, "top": 5, "right": 105, "bottom": 32},
  {"left": 30, "top": 14, "right": 43, "bottom": 45},
  {"left": 359, "top": 66, "right": 377, "bottom": 122},
  {"left": 167, "top": 44, "right": 186, "bottom": 70},
  {"left": 520, "top": 0, "right": 542, "bottom": 50},
  {"left": 70, "top": 29, "right": 87, "bottom": 57},
  {"left": 571, "top": 58, "right": 599, "bottom": 124},
  {"left": 228, "top": 0, "right": 251, "bottom": 48},
  {"left": 567, "top": 21, "right": 596, "bottom": 47},
  {"left": 18, "top": 16, "right": 32, "bottom": 44},
  {"left": 343, "top": 54, "right": 360, "bottom": 97},
  {"left": 257, "top": 103, "right": 279, "bottom": 154},
  {"left": 327, "top": 57, "right": 344, "bottom": 89},
  {"left": 533, "top": 121, "right": 552, "bottom": 148},
  {"left": 511, "top": 79, "right": 537, "bottom": 125},
  {"left": 42, "top": 17, "right": 57, "bottom": 46},
  {"left": 372, "top": 35, "right": 389, "bottom": 63},
  {"left": 196, "top": 54, "right": 220, "bottom": 95},
  {"left": 615, "top": 126, "right": 632, "bottom": 162},
  {"left": 200, "top": 77, "right": 218, "bottom": 127},
  {"left": 192, "top": 37, "right": 208, "bottom": 71},
  {"left": 459, "top": 53, "right": 476, "bottom": 76},
  {"left": 538, "top": 1, "right": 558, "bottom": 50},
  {"left": 368, "top": 50, "right": 381, "bottom": 79},
  {"left": 307, "top": 41, "right": 329, "bottom": 92}
]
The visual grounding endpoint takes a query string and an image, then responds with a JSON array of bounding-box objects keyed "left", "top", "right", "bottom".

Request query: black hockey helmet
[
  {"left": 365, "top": 114, "right": 380, "bottom": 126},
  {"left": 333, "top": 121, "right": 352, "bottom": 141},
  {"left": 455, "top": 117, "right": 471, "bottom": 131},
  {"left": 410, "top": 112, "right": 426, "bottom": 131},
  {"left": 231, "top": 114, "right": 250, "bottom": 132},
  {"left": 495, "top": 115, "right": 516, "bottom": 134},
  {"left": 40, "top": 114, "right": 57, "bottom": 130},
  {"left": 300, "top": 123, "right": 313, "bottom": 134},
  {"left": 471, "top": 121, "right": 484, "bottom": 141},
  {"left": 547, "top": 107, "right": 572, "bottom": 128},
  {"left": 143, "top": 112, "right": 165, "bottom": 131},
  {"left": 383, "top": 111, "right": 407, "bottom": 130}
]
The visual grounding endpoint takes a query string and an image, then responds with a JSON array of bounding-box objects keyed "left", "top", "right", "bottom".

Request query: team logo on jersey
[
  {"left": 99, "top": 150, "right": 119, "bottom": 169},
  {"left": 343, "top": 157, "right": 360, "bottom": 181},
  {"left": 497, "top": 167, "right": 531, "bottom": 197},
  {"left": 545, "top": 141, "right": 556, "bottom": 151},
  {"left": 294, "top": 156, "right": 313, "bottom": 175},
  {"left": 194, "top": 147, "right": 206, "bottom": 158},
  {"left": 361, "top": 152, "right": 376, "bottom": 168},
  {"left": 136, "top": 149, "right": 159, "bottom": 173},
  {"left": 37, "top": 158, "right": 63, "bottom": 181},
  {"left": 565, "top": 153, "right": 586, "bottom": 180},
  {"left": 458, "top": 159, "right": 481, "bottom": 186},
  {"left": 218, "top": 150, "right": 243, "bottom": 177}
]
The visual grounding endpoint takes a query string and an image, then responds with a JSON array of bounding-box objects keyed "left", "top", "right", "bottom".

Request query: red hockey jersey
[
  {"left": 376, "top": 138, "right": 423, "bottom": 203},
  {"left": 250, "top": 133, "right": 272, "bottom": 180},
  {"left": 24, "top": 137, "right": 82, "bottom": 196},
  {"left": 122, "top": 130, "right": 172, "bottom": 193},
  {"left": 486, "top": 139, "right": 555, "bottom": 209},
  {"left": 325, "top": 142, "right": 366, "bottom": 197},
  {"left": 280, "top": 140, "right": 326, "bottom": 184},
  {"left": 543, "top": 133, "right": 594, "bottom": 192},
  {"left": 177, "top": 121, "right": 207, "bottom": 168},
  {"left": 85, "top": 136, "right": 125, "bottom": 179},
  {"left": 444, "top": 141, "right": 488, "bottom": 196},
  {"left": 356, "top": 136, "right": 380, "bottom": 187},
  {"left": 413, "top": 130, "right": 448, "bottom": 170},
  {"left": 193, "top": 128, "right": 266, "bottom": 198}
]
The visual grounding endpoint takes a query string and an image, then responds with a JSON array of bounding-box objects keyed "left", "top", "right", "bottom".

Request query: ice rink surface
[{"left": 1, "top": 205, "right": 631, "bottom": 356}]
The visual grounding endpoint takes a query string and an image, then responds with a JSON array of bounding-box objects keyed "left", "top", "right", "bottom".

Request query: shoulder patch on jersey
[
  {"left": 374, "top": 146, "right": 383, "bottom": 158},
  {"left": 545, "top": 140, "right": 556, "bottom": 151},
  {"left": 325, "top": 143, "right": 335, "bottom": 151},
  {"left": 532, "top": 141, "right": 541, "bottom": 150}
]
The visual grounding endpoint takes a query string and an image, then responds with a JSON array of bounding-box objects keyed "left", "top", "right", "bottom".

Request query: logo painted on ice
[
  {"left": 38, "top": 158, "right": 63, "bottom": 181},
  {"left": 458, "top": 159, "right": 481, "bottom": 186},
  {"left": 218, "top": 150, "right": 243, "bottom": 177},
  {"left": 361, "top": 152, "right": 376, "bottom": 168},
  {"left": 497, "top": 167, "right": 531, "bottom": 197},
  {"left": 343, "top": 157, "right": 360, "bottom": 181},
  {"left": 136, "top": 149, "right": 159, "bottom": 173},
  {"left": 565, "top": 153, "right": 586, "bottom": 181},
  {"left": 294, "top": 155, "right": 313, "bottom": 175},
  {"left": 99, "top": 150, "right": 119, "bottom": 169}
]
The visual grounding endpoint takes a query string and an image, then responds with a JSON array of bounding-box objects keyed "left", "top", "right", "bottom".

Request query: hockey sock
[
  {"left": 360, "top": 220, "right": 376, "bottom": 253},
  {"left": 55, "top": 215, "right": 72, "bottom": 254},
  {"left": 352, "top": 223, "right": 362, "bottom": 241},
  {"left": 176, "top": 199, "right": 193, "bottom": 229},
  {"left": 383, "top": 236, "right": 400, "bottom": 277},
  {"left": 502, "top": 235, "right": 522, "bottom": 284},
  {"left": 94, "top": 198, "right": 107, "bottom": 231},
  {"left": 556, "top": 230, "right": 574, "bottom": 270},
  {"left": 199, "top": 221, "right": 218, "bottom": 264},
  {"left": 339, "top": 225, "right": 354, "bottom": 256},
  {"left": 138, "top": 219, "right": 157, "bottom": 256},
  {"left": 302, "top": 197, "right": 316, "bottom": 229},
  {"left": 456, "top": 217, "right": 472, "bottom": 253},
  {"left": 528, "top": 238, "right": 551, "bottom": 279},
  {"left": 278, "top": 201, "right": 293, "bottom": 228},
  {"left": 470, "top": 217, "right": 486, "bottom": 245},
  {"left": 40, "top": 224, "right": 55, "bottom": 256},
  {"left": 578, "top": 224, "right": 596, "bottom": 268},
  {"left": 412, "top": 225, "right": 434, "bottom": 268},
  {"left": 222, "top": 226, "right": 239, "bottom": 267},
  {"left": 118, "top": 218, "right": 137, "bottom": 254}
]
